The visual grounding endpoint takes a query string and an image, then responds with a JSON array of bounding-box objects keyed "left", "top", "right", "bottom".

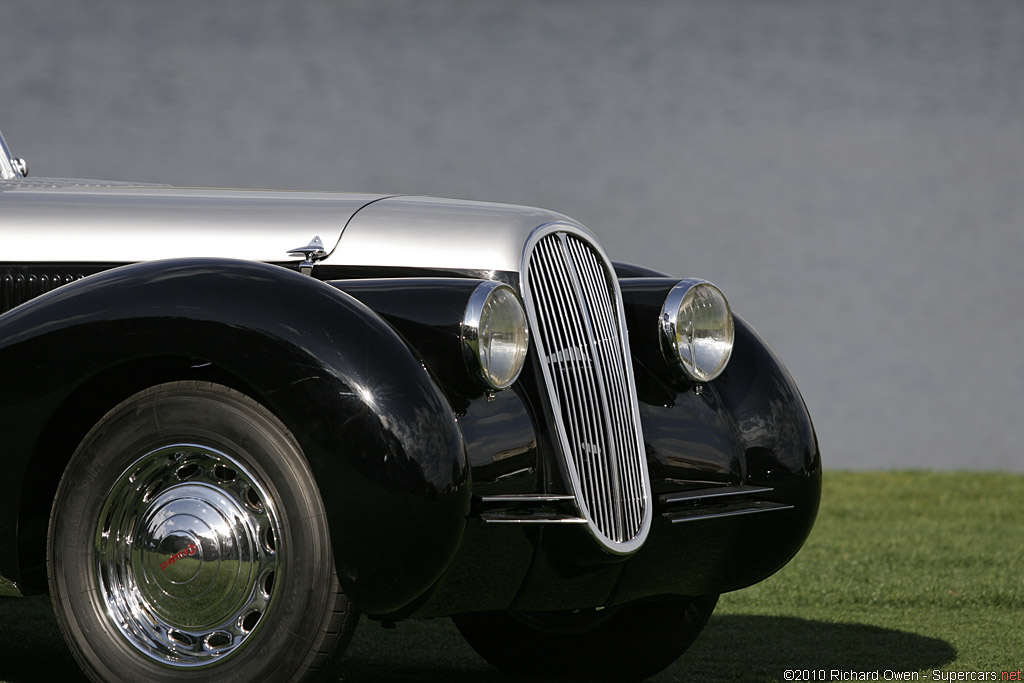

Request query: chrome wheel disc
[{"left": 96, "top": 444, "right": 281, "bottom": 667}]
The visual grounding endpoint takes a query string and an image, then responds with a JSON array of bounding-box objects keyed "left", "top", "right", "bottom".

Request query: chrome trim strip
[
  {"left": 481, "top": 515, "right": 589, "bottom": 524},
  {"left": 492, "top": 466, "right": 534, "bottom": 483},
  {"left": 664, "top": 501, "right": 795, "bottom": 524},
  {"left": 477, "top": 493, "right": 586, "bottom": 524},
  {"left": 479, "top": 494, "right": 576, "bottom": 503},
  {"left": 659, "top": 485, "right": 775, "bottom": 506}
]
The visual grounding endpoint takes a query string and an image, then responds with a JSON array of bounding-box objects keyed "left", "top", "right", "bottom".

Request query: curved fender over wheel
[{"left": 2, "top": 259, "right": 469, "bottom": 614}]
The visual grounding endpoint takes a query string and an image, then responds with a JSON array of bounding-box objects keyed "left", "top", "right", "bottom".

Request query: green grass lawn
[{"left": 2, "top": 471, "right": 1021, "bottom": 682}]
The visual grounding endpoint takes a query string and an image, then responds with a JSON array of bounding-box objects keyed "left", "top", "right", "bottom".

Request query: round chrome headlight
[
  {"left": 660, "top": 279, "right": 734, "bottom": 382},
  {"left": 463, "top": 282, "right": 530, "bottom": 390}
]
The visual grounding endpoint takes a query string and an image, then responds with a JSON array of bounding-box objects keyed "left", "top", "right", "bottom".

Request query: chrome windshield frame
[{"left": 0, "top": 128, "right": 25, "bottom": 180}]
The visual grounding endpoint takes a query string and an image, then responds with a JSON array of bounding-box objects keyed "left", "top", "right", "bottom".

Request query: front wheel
[
  {"left": 453, "top": 595, "right": 718, "bottom": 682},
  {"left": 48, "top": 381, "right": 357, "bottom": 683}
]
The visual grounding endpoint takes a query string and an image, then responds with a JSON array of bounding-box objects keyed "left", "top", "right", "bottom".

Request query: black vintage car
[{"left": 0, "top": 128, "right": 820, "bottom": 682}]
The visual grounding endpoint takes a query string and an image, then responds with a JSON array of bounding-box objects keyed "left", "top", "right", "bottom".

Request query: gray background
[{"left": 3, "top": 0, "right": 1022, "bottom": 471}]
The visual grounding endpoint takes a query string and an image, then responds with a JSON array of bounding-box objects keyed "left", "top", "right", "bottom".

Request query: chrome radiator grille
[{"left": 522, "top": 226, "right": 651, "bottom": 552}]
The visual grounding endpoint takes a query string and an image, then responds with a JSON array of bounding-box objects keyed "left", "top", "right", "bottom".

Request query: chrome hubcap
[{"left": 96, "top": 444, "right": 281, "bottom": 666}]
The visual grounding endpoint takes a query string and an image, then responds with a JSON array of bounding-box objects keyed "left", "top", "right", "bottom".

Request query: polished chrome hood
[
  {"left": 1, "top": 179, "right": 591, "bottom": 275},
  {"left": 0, "top": 177, "right": 384, "bottom": 264},
  {"left": 326, "top": 195, "right": 583, "bottom": 275}
]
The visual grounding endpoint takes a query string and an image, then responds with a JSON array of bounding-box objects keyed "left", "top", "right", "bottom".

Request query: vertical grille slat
[
  {"left": 566, "top": 236, "right": 628, "bottom": 535},
  {"left": 535, "top": 240, "right": 613, "bottom": 534},
  {"left": 574, "top": 239, "right": 646, "bottom": 534},
  {"left": 535, "top": 247, "right": 592, "bottom": 504},
  {"left": 523, "top": 227, "right": 651, "bottom": 551},
  {"left": 574, "top": 240, "right": 642, "bottom": 534}
]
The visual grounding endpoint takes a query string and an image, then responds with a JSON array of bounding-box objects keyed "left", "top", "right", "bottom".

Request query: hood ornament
[{"left": 287, "top": 236, "right": 327, "bottom": 276}]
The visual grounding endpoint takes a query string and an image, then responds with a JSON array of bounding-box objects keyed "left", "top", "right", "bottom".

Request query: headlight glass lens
[
  {"left": 662, "top": 280, "right": 734, "bottom": 382},
  {"left": 465, "top": 283, "right": 529, "bottom": 390}
]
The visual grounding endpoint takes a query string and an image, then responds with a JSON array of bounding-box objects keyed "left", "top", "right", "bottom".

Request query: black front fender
[
  {"left": 618, "top": 314, "right": 821, "bottom": 598},
  {"left": 0, "top": 258, "right": 469, "bottom": 613},
  {"left": 615, "top": 277, "right": 821, "bottom": 599}
]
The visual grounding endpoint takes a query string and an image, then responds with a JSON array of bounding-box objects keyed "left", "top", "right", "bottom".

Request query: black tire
[
  {"left": 453, "top": 595, "right": 718, "bottom": 682},
  {"left": 47, "top": 381, "right": 358, "bottom": 683}
]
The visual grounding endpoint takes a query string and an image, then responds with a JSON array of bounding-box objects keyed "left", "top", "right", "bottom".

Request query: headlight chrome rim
[
  {"left": 462, "top": 281, "right": 530, "bottom": 390},
  {"left": 660, "top": 279, "right": 734, "bottom": 383}
]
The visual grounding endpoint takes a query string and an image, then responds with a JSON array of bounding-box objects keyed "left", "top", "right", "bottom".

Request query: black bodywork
[{"left": 0, "top": 256, "right": 820, "bottom": 619}]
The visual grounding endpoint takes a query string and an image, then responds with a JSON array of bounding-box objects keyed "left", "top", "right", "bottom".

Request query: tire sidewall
[{"left": 49, "top": 382, "right": 333, "bottom": 683}]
